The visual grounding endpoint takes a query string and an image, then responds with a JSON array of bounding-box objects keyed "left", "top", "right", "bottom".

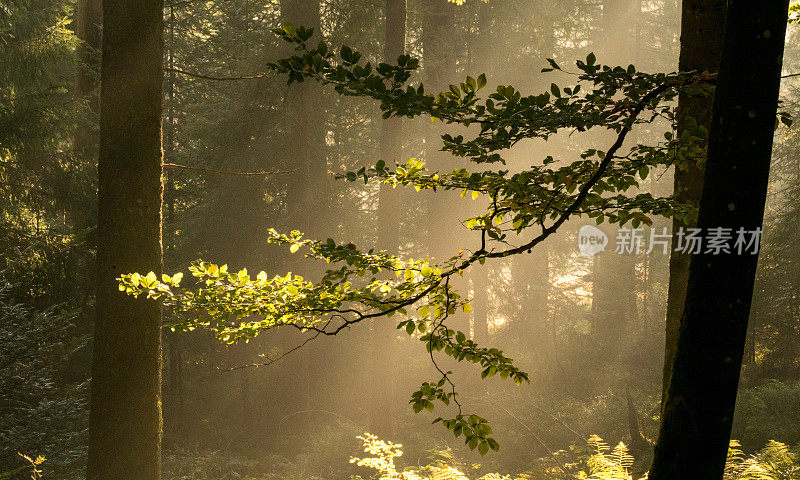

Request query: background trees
[{"left": 2, "top": 1, "right": 800, "bottom": 480}]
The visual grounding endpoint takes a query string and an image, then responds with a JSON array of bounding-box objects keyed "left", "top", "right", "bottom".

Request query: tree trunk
[
  {"left": 87, "top": 0, "right": 164, "bottom": 479},
  {"left": 589, "top": 0, "right": 641, "bottom": 359},
  {"left": 422, "top": 0, "right": 457, "bottom": 264},
  {"left": 280, "top": 0, "right": 324, "bottom": 431},
  {"left": 597, "top": 0, "right": 638, "bottom": 65},
  {"left": 375, "top": 1, "right": 406, "bottom": 254},
  {"left": 471, "top": 264, "right": 489, "bottom": 341},
  {"left": 164, "top": 7, "right": 184, "bottom": 427},
  {"left": 662, "top": 0, "right": 726, "bottom": 409},
  {"left": 74, "top": 0, "right": 102, "bottom": 154},
  {"left": 650, "top": 2, "right": 788, "bottom": 478},
  {"left": 591, "top": 231, "right": 636, "bottom": 359},
  {"left": 72, "top": 0, "right": 102, "bottom": 235},
  {"left": 369, "top": 0, "right": 407, "bottom": 438},
  {"left": 282, "top": 0, "right": 324, "bottom": 238}
]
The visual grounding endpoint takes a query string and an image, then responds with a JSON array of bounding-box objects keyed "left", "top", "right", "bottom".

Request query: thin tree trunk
[
  {"left": 369, "top": 0, "right": 407, "bottom": 438},
  {"left": 75, "top": 0, "right": 102, "bottom": 155},
  {"left": 281, "top": 0, "right": 324, "bottom": 430},
  {"left": 662, "top": 0, "right": 726, "bottom": 409},
  {"left": 471, "top": 264, "right": 489, "bottom": 341},
  {"left": 650, "top": 2, "right": 788, "bottom": 478},
  {"left": 422, "top": 0, "right": 456, "bottom": 264},
  {"left": 164, "top": 4, "right": 184, "bottom": 436},
  {"left": 87, "top": 0, "right": 164, "bottom": 479},
  {"left": 282, "top": 0, "right": 324, "bottom": 237},
  {"left": 72, "top": 0, "right": 102, "bottom": 235},
  {"left": 589, "top": 0, "right": 641, "bottom": 358}
]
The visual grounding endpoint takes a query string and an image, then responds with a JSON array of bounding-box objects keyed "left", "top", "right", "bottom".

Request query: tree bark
[
  {"left": 87, "top": 0, "right": 164, "bottom": 479},
  {"left": 650, "top": 2, "right": 788, "bottom": 478},
  {"left": 662, "top": 0, "right": 726, "bottom": 409}
]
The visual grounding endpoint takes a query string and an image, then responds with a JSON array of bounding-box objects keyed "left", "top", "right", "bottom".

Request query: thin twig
[
  {"left": 218, "top": 328, "right": 323, "bottom": 371},
  {"left": 163, "top": 163, "right": 294, "bottom": 176},
  {"left": 166, "top": 67, "right": 271, "bottom": 81}
]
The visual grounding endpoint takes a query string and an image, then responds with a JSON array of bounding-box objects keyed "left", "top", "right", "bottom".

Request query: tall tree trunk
[
  {"left": 591, "top": 232, "right": 636, "bottom": 359},
  {"left": 597, "top": 0, "right": 637, "bottom": 64},
  {"left": 74, "top": 0, "right": 102, "bottom": 155},
  {"left": 471, "top": 264, "right": 489, "bottom": 341},
  {"left": 72, "top": 0, "right": 102, "bottom": 234},
  {"left": 87, "top": 0, "right": 164, "bottom": 479},
  {"left": 661, "top": 0, "right": 726, "bottom": 408},
  {"left": 369, "top": 0, "right": 407, "bottom": 438},
  {"left": 650, "top": 2, "right": 788, "bottom": 478},
  {"left": 375, "top": 1, "right": 406, "bottom": 254},
  {"left": 281, "top": 0, "right": 324, "bottom": 430},
  {"left": 422, "top": 0, "right": 457, "bottom": 264},
  {"left": 164, "top": 5, "right": 184, "bottom": 438},
  {"left": 282, "top": 0, "right": 324, "bottom": 237},
  {"left": 589, "top": 0, "right": 641, "bottom": 358}
]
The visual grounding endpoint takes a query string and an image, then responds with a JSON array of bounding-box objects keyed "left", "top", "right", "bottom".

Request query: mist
[{"left": 2, "top": 1, "right": 799, "bottom": 480}]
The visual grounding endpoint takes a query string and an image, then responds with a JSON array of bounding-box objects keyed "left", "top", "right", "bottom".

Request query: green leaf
[
  {"left": 477, "top": 73, "right": 487, "bottom": 89},
  {"left": 478, "top": 441, "right": 490, "bottom": 455},
  {"left": 406, "top": 322, "right": 416, "bottom": 335},
  {"left": 550, "top": 83, "right": 561, "bottom": 98},
  {"left": 468, "top": 436, "right": 479, "bottom": 450},
  {"left": 487, "top": 438, "right": 500, "bottom": 452}
]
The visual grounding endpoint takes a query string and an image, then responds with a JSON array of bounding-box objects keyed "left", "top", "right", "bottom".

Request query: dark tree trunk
[
  {"left": 625, "top": 386, "right": 649, "bottom": 454},
  {"left": 369, "top": 0, "right": 407, "bottom": 438},
  {"left": 87, "top": 0, "right": 164, "bottom": 479},
  {"left": 650, "top": 2, "right": 788, "bottom": 479},
  {"left": 662, "top": 0, "right": 726, "bottom": 408},
  {"left": 375, "top": 0, "right": 406, "bottom": 253}
]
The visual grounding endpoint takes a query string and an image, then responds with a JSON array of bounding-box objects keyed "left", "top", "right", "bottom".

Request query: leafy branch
[{"left": 119, "top": 23, "right": 718, "bottom": 453}]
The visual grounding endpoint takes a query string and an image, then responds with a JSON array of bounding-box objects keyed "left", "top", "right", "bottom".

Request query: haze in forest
[{"left": 2, "top": 1, "right": 799, "bottom": 480}]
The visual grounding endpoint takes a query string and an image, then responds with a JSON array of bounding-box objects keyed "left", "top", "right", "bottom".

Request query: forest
[{"left": 2, "top": 0, "right": 800, "bottom": 479}]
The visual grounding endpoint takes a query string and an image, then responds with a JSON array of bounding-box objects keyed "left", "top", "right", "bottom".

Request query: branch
[
  {"left": 163, "top": 163, "right": 294, "bottom": 176},
  {"left": 166, "top": 67, "right": 271, "bottom": 82},
  {"left": 217, "top": 327, "right": 323, "bottom": 371}
]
